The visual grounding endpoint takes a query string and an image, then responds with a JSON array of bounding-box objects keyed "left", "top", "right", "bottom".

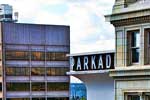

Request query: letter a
[
  {"left": 77, "top": 57, "right": 82, "bottom": 70},
  {"left": 98, "top": 55, "right": 103, "bottom": 69},
  {"left": 84, "top": 56, "right": 88, "bottom": 70}
]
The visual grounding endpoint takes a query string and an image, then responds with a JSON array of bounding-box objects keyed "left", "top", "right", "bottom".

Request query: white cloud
[{"left": 0, "top": 0, "right": 115, "bottom": 54}]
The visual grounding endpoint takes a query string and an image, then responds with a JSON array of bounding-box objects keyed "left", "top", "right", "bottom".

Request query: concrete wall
[
  {"left": 116, "top": 78, "right": 150, "bottom": 100},
  {"left": 74, "top": 73, "right": 114, "bottom": 100}
]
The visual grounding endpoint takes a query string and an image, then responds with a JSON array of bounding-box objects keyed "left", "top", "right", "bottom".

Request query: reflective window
[
  {"left": 6, "top": 67, "right": 30, "bottom": 76},
  {"left": 6, "top": 83, "right": 30, "bottom": 91},
  {"left": 32, "top": 82, "right": 45, "bottom": 91},
  {"left": 31, "top": 52, "right": 45, "bottom": 61},
  {"left": 46, "top": 67, "right": 69, "bottom": 76},
  {"left": 31, "top": 67, "right": 45, "bottom": 76},
  {"left": 46, "top": 52, "right": 68, "bottom": 61},
  {"left": 47, "top": 82, "right": 69, "bottom": 91},
  {"left": 5, "top": 51, "right": 29, "bottom": 60}
]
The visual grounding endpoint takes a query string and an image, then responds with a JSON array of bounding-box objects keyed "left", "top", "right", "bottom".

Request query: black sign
[{"left": 70, "top": 53, "right": 114, "bottom": 71}]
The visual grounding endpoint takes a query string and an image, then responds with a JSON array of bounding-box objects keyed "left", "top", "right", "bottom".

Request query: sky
[{"left": 0, "top": 0, "right": 115, "bottom": 82}]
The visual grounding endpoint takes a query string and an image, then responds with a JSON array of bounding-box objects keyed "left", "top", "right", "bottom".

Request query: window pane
[
  {"left": 132, "top": 48, "right": 139, "bottom": 63},
  {"left": 6, "top": 67, "right": 30, "bottom": 76},
  {"left": 47, "top": 82, "right": 69, "bottom": 91},
  {"left": 31, "top": 52, "right": 45, "bottom": 61},
  {"left": 46, "top": 52, "right": 68, "bottom": 61},
  {"left": 6, "top": 83, "right": 30, "bottom": 91},
  {"left": 32, "top": 98, "right": 45, "bottom": 100},
  {"left": 127, "top": 95, "right": 140, "bottom": 100},
  {"left": 131, "top": 31, "right": 140, "bottom": 47},
  {"left": 7, "top": 98, "right": 30, "bottom": 100},
  {"left": 6, "top": 51, "right": 29, "bottom": 60},
  {"left": 46, "top": 67, "right": 69, "bottom": 76},
  {"left": 32, "top": 83, "right": 45, "bottom": 91},
  {"left": 47, "top": 97, "right": 69, "bottom": 100},
  {"left": 31, "top": 68, "right": 45, "bottom": 76}
]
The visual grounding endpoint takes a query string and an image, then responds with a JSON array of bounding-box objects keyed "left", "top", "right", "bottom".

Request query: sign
[{"left": 70, "top": 53, "right": 114, "bottom": 71}]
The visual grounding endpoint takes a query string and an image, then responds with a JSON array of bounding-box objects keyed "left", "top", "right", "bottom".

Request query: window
[
  {"left": 32, "top": 98, "right": 45, "bottom": 100},
  {"left": 0, "top": 83, "right": 2, "bottom": 91},
  {"left": 46, "top": 52, "right": 68, "bottom": 61},
  {"left": 127, "top": 95, "right": 140, "bottom": 100},
  {"left": 6, "top": 83, "right": 30, "bottom": 91},
  {"left": 47, "top": 98, "right": 69, "bottom": 100},
  {"left": 31, "top": 67, "right": 45, "bottom": 76},
  {"left": 7, "top": 98, "right": 30, "bottom": 100},
  {"left": 125, "top": 93, "right": 140, "bottom": 100},
  {"left": 31, "top": 82, "right": 45, "bottom": 91},
  {"left": 5, "top": 51, "right": 29, "bottom": 60},
  {"left": 131, "top": 31, "right": 140, "bottom": 63},
  {"left": 31, "top": 52, "right": 45, "bottom": 61},
  {"left": 46, "top": 67, "right": 69, "bottom": 76},
  {"left": 127, "top": 30, "right": 140, "bottom": 65},
  {"left": 47, "top": 82, "right": 69, "bottom": 91},
  {"left": 6, "top": 67, "right": 30, "bottom": 76}
]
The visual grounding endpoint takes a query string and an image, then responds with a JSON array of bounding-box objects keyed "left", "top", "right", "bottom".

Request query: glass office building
[{"left": 0, "top": 22, "right": 70, "bottom": 100}]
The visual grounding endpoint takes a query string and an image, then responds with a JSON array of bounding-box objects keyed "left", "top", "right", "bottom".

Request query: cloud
[{"left": 0, "top": 0, "right": 115, "bottom": 54}]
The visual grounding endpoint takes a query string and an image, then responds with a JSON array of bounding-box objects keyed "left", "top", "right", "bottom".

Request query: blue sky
[
  {"left": 0, "top": 0, "right": 115, "bottom": 82},
  {"left": 0, "top": 0, "right": 115, "bottom": 54}
]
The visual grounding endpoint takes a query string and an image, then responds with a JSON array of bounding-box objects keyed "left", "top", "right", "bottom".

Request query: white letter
[
  {"left": 84, "top": 56, "right": 88, "bottom": 70},
  {"left": 106, "top": 55, "right": 111, "bottom": 68},
  {"left": 91, "top": 56, "right": 96, "bottom": 69},
  {"left": 70, "top": 57, "right": 74, "bottom": 70},
  {"left": 77, "top": 57, "right": 82, "bottom": 70},
  {"left": 98, "top": 55, "right": 103, "bottom": 69}
]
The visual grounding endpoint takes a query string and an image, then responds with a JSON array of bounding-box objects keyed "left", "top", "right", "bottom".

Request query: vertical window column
[
  {"left": 131, "top": 31, "right": 140, "bottom": 63},
  {"left": 127, "top": 30, "right": 140, "bottom": 65}
]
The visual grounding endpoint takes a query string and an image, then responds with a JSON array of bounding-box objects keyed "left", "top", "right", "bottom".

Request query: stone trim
[{"left": 111, "top": 15, "right": 150, "bottom": 27}]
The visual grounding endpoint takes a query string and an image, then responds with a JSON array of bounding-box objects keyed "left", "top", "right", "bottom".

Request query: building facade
[
  {"left": 106, "top": 0, "right": 150, "bottom": 100},
  {"left": 0, "top": 22, "right": 70, "bottom": 100},
  {"left": 67, "top": 51, "right": 115, "bottom": 100}
]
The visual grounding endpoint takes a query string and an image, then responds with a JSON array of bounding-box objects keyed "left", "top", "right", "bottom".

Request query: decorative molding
[{"left": 111, "top": 15, "right": 150, "bottom": 27}]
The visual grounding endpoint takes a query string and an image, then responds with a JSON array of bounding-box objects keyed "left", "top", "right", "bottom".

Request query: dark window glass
[
  {"left": 6, "top": 67, "right": 30, "bottom": 76},
  {"left": 145, "top": 95, "right": 150, "bottom": 100},
  {"left": 32, "top": 98, "right": 45, "bottom": 100},
  {"left": 127, "top": 95, "right": 140, "bottom": 100},
  {"left": 6, "top": 83, "right": 30, "bottom": 91},
  {"left": 5, "top": 14, "right": 12, "bottom": 18},
  {"left": 31, "top": 52, "right": 45, "bottom": 61},
  {"left": 47, "top": 82, "right": 69, "bottom": 91},
  {"left": 46, "top": 67, "right": 69, "bottom": 76},
  {"left": 131, "top": 31, "right": 140, "bottom": 63},
  {"left": 0, "top": 83, "right": 2, "bottom": 91},
  {"left": 31, "top": 68, "right": 45, "bottom": 76},
  {"left": 32, "top": 82, "right": 45, "bottom": 91},
  {"left": 132, "top": 49, "right": 139, "bottom": 63},
  {"left": 47, "top": 97, "right": 69, "bottom": 100},
  {"left": 5, "top": 51, "right": 29, "bottom": 60},
  {"left": 7, "top": 98, "right": 30, "bottom": 100},
  {"left": 46, "top": 52, "right": 68, "bottom": 61},
  {"left": 149, "top": 32, "right": 150, "bottom": 45}
]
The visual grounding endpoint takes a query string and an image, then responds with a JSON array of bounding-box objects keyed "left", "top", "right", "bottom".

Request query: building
[
  {"left": 67, "top": 51, "right": 115, "bottom": 100},
  {"left": 0, "top": 22, "right": 70, "bottom": 100},
  {"left": 70, "top": 83, "right": 86, "bottom": 100},
  {"left": 106, "top": 0, "right": 150, "bottom": 100},
  {"left": 0, "top": 4, "right": 15, "bottom": 22}
]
